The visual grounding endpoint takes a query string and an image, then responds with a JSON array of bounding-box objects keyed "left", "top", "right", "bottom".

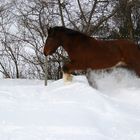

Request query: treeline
[{"left": 0, "top": 0, "right": 139, "bottom": 80}]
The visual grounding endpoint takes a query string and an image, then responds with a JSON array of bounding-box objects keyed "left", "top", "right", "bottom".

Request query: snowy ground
[{"left": 0, "top": 68, "right": 140, "bottom": 140}]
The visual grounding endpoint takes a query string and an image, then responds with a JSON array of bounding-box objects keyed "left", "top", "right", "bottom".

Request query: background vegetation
[{"left": 0, "top": 0, "right": 139, "bottom": 80}]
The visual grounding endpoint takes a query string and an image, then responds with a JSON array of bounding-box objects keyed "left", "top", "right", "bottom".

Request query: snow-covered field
[{"left": 0, "top": 68, "right": 140, "bottom": 140}]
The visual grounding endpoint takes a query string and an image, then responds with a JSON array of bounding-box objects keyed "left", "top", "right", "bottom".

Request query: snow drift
[{"left": 0, "top": 68, "right": 140, "bottom": 140}]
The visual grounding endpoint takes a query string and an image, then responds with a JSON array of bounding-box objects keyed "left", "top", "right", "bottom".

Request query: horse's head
[{"left": 44, "top": 27, "right": 61, "bottom": 56}]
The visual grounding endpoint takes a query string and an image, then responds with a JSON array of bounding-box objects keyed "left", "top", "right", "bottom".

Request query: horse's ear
[{"left": 47, "top": 27, "right": 52, "bottom": 35}]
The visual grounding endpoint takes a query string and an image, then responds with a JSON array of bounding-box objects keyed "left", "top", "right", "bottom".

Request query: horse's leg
[
  {"left": 128, "top": 63, "right": 140, "bottom": 77},
  {"left": 63, "top": 72, "right": 73, "bottom": 83},
  {"left": 62, "top": 63, "right": 74, "bottom": 83},
  {"left": 132, "top": 66, "right": 140, "bottom": 77},
  {"left": 133, "top": 50, "right": 140, "bottom": 77},
  {"left": 122, "top": 45, "right": 140, "bottom": 77},
  {"left": 86, "top": 69, "right": 98, "bottom": 89},
  {"left": 125, "top": 49, "right": 140, "bottom": 77}
]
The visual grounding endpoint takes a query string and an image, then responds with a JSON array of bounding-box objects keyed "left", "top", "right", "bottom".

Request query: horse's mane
[{"left": 52, "top": 26, "right": 89, "bottom": 38}]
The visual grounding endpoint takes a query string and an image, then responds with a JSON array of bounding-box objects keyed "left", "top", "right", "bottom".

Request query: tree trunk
[{"left": 45, "top": 56, "right": 48, "bottom": 86}]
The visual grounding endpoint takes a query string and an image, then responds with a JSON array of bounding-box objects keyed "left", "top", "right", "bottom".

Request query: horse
[{"left": 44, "top": 26, "right": 140, "bottom": 84}]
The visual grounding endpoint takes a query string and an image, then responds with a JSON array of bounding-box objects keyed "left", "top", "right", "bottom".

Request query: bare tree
[
  {"left": 0, "top": 2, "right": 21, "bottom": 78},
  {"left": 113, "top": 0, "right": 140, "bottom": 41},
  {"left": 0, "top": 0, "right": 139, "bottom": 80}
]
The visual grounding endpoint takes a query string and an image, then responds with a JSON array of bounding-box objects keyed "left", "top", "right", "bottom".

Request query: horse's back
[
  {"left": 81, "top": 38, "right": 139, "bottom": 69},
  {"left": 73, "top": 38, "right": 123, "bottom": 69}
]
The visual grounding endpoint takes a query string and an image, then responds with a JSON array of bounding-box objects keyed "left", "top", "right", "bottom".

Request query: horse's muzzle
[
  {"left": 44, "top": 50, "right": 52, "bottom": 56},
  {"left": 44, "top": 51, "right": 47, "bottom": 56},
  {"left": 43, "top": 47, "right": 48, "bottom": 56}
]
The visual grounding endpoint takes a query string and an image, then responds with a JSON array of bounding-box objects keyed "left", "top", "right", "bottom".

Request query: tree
[
  {"left": 0, "top": 2, "right": 21, "bottom": 78},
  {"left": 112, "top": 0, "right": 140, "bottom": 42},
  {"left": 0, "top": 0, "right": 139, "bottom": 80}
]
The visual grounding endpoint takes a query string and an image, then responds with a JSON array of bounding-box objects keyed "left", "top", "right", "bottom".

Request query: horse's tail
[
  {"left": 136, "top": 45, "right": 140, "bottom": 59},
  {"left": 128, "top": 43, "right": 140, "bottom": 77},
  {"left": 137, "top": 44, "right": 140, "bottom": 50}
]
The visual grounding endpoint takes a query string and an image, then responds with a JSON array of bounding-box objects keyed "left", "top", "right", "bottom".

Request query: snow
[{"left": 0, "top": 68, "right": 140, "bottom": 140}]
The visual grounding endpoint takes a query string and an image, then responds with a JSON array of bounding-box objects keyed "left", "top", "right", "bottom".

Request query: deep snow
[{"left": 0, "top": 68, "right": 140, "bottom": 140}]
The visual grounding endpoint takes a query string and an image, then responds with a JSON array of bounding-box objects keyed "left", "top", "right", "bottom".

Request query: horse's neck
[
  {"left": 60, "top": 33, "right": 98, "bottom": 51},
  {"left": 60, "top": 35, "right": 71, "bottom": 52}
]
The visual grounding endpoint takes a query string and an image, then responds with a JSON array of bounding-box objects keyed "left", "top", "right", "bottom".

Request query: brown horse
[{"left": 44, "top": 26, "right": 140, "bottom": 82}]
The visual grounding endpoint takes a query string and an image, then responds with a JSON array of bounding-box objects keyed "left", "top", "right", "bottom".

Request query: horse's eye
[{"left": 46, "top": 37, "right": 54, "bottom": 44}]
